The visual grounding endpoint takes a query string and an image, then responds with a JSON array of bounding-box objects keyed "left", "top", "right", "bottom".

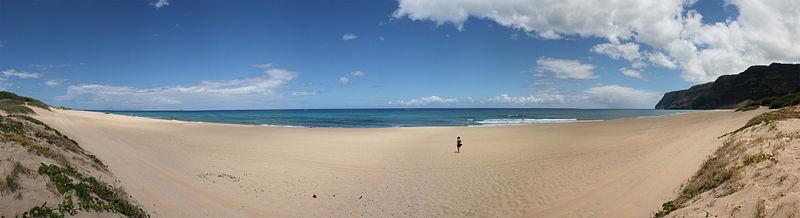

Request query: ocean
[{"left": 100, "top": 108, "right": 694, "bottom": 128}]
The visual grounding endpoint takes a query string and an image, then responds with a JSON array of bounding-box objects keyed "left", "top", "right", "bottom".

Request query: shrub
[
  {"left": 770, "top": 92, "right": 800, "bottom": 109},
  {"left": 21, "top": 202, "right": 64, "bottom": 218},
  {"left": 735, "top": 104, "right": 760, "bottom": 112},
  {"left": 37, "top": 163, "right": 148, "bottom": 217},
  {"left": 0, "top": 118, "right": 24, "bottom": 134},
  {"left": 1, "top": 162, "right": 30, "bottom": 193},
  {"left": 735, "top": 92, "right": 800, "bottom": 111}
]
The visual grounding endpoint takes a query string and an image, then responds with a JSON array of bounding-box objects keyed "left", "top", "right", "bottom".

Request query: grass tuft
[
  {"left": 654, "top": 152, "right": 739, "bottom": 217},
  {"left": 743, "top": 152, "right": 774, "bottom": 166},
  {"left": 1, "top": 162, "right": 30, "bottom": 194},
  {"left": 722, "top": 106, "right": 800, "bottom": 138}
]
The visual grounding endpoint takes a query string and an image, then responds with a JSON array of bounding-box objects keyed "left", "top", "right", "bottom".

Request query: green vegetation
[
  {"left": 0, "top": 91, "right": 50, "bottom": 114},
  {"left": 29, "top": 143, "right": 68, "bottom": 165},
  {"left": 19, "top": 202, "right": 64, "bottom": 218},
  {"left": 1, "top": 114, "right": 106, "bottom": 170},
  {"left": 0, "top": 103, "right": 35, "bottom": 114},
  {"left": 0, "top": 91, "right": 49, "bottom": 109},
  {"left": 85, "top": 154, "right": 107, "bottom": 169},
  {"left": 736, "top": 92, "right": 800, "bottom": 111},
  {"left": 0, "top": 118, "right": 24, "bottom": 134},
  {"left": 37, "top": 163, "right": 147, "bottom": 218},
  {"left": 769, "top": 92, "right": 800, "bottom": 109}
]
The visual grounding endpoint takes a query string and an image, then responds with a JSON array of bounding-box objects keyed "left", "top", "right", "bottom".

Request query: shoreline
[{"left": 90, "top": 108, "right": 707, "bottom": 129}]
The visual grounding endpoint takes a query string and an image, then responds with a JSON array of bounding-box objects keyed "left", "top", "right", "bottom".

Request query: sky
[{"left": 0, "top": 0, "right": 798, "bottom": 110}]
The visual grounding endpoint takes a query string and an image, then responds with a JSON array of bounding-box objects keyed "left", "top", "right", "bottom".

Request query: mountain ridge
[{"left": 656, "top": 63, "right": 800, "bottom": 109}]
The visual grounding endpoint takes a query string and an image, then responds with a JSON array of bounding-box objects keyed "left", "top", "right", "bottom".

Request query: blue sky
[{"left": 1, "top": 0, "right": 796, "bottom": 110}]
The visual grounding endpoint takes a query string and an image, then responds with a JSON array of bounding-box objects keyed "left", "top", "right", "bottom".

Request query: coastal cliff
[{"left": 655, "top": 63, "right": 800, "bottom": 109}]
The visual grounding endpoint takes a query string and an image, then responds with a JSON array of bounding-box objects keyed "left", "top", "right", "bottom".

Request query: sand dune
[{"left": 31, "top": 108, "right": 763, "bottom": 217}]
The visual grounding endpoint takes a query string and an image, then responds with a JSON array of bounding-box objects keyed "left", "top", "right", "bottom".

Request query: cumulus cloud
[
  {"left": 487, "top": 93, "right": 565, "bottom": 105},
  {"left": 57, "top": 65, "right": 299, "bottom": 109},
  {"left": 592, "top": 42, "right": 642, "bottom": 62},
  {"left": 339, "top": 76, "right": 351, "bottom": 86},
  {"left": 150, "top": 0, "right": 169, "bottom": 8},
  {"left": 342, "top": 33, "right": 358, "bottom": 40},
  {"left": 619, "top": 68, "right": 645, "bottom": 80},
  {"left": 592, "top": 42, "right": 648, "bottom": 68},
  {"left": 582, "top": 85, "right": 661, "bottom": 109},
  {"left": 536, "top": 57, "right": 597, "bottom": 80},
  {"left": 350, "top": 70, "right": 365, "bottom": 77},
  {"left": 646, "top": 52, "right": 678, "bottom": 69},
  {"left": 390, "top": 96, "right": 459, "bottom": 106},
  {"left": 394, "top": 0, "right": 800, "bottom": 83}
]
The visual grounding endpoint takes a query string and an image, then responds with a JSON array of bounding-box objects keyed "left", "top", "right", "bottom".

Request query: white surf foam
[
  {"left": 474, "top": 118, "right": 594, "bottom": 126},
  {"left": 259, "top": 124, "right": 306, "bottom": 128}
]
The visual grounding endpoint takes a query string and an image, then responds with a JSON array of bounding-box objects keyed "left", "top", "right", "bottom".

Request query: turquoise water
[{"left": 99, "top": 108, "right": 694, "bottom": 128}]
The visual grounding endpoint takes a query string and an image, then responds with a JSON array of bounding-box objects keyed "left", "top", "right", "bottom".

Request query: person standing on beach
[{"left": 456, "top": 136, "right": 463, "bottom": 153}]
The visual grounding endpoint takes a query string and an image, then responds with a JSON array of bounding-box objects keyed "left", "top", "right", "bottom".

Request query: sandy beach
[{"left": 31, "top": 108, "right": 763, "bottom": 217}]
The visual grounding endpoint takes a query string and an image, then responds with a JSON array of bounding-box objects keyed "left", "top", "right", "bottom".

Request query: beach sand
[{"left": 31, "top": 108, "right": 763, "bottom": 217}]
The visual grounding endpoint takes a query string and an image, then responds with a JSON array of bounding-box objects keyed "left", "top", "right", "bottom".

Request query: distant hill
[{"left": 655, "top": 63, "right": 800, "bottom": 109}]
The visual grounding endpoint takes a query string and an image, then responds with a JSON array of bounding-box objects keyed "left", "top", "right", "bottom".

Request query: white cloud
[
  {"left": 350, "top": 70, "right": 366, "bottom": 77},
  {"left": 291, "top": 91, "right": 318, "bottom": 96},
  {"left": 592, "top": 42, "right": 642, "bottom": 62},
  {"left": 339, "top": 76, "right": 351, "bottom": 86},
  {"left": 1, "top": 69, "right": 42, "bottom": 79},
  {"left": 487, "top": 93, "right": 565, "bottom": 105},
  {"left": 0, "top": 69, "right": 44, "bottom": 90},
  {"left": 151, "top": 0, "right": 169, "bottom": 8},
  {"left": 619, "top": 68, "right": 645, "bottom": 80},
  {"left": 394, "top": 0, "right": 800, "bottom": 84},
  {"left": 582, "top": 85, "right": 661, "bottom": 109},
  {"left": 391, "top": 96, "right": 459, "bottom": 106},
  {"left": 536, "top": 57, "right": 597, "bottom": 80},
  {"left": 342, "top": 33, "right": 358, "bottom": 40},
  {"left": 57, "top": 65, "right": 299, "bottom": 109},
  {"left": 646, "top": 52, "right": 678, "bottom": 69},
  {"left": 44, "top": 79, "right": 67, "bottom": 87}
]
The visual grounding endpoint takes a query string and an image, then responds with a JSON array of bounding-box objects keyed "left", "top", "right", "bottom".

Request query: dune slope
[
  {"left": 664, "top": 106, "right": 800, "bottom": 217},
  {"left": 32, "top": 108, "right": 763, "bottom": 217}
]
